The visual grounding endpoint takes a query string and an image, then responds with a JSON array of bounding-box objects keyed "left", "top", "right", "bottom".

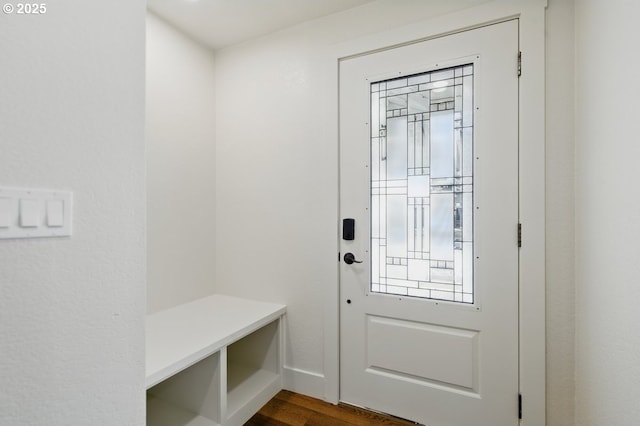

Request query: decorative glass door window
[{"left": 370, "top": 64, "right": 474, "bottom": 303}]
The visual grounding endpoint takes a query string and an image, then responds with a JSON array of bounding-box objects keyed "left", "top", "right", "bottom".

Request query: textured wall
[
  {"left": 574, "top": 0, "right": 640, "bottom": 424},
  {"left": 0, "top": 1, "right": 146, "bottom": 425},
  {"left": 146, "top": 13, "right": 217, "bottom": 314}
]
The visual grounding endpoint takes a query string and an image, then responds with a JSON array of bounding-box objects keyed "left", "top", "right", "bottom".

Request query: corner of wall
[
  {"left": 146, "top": 12, "right": 217, "bottom": 313},
  {"left": 544, "top": 1, "right": 576, "bottom": 424}
]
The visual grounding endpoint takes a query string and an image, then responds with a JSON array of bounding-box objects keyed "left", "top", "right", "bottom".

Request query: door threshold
[{"left": 339, "top": 401, "right": 424, "bottom": 425}]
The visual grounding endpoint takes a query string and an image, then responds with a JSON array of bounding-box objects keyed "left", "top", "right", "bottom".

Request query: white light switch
[
  {"left": 0, "top": 198, "right": 11, "bottom": 228},
  {"left": 20, "top": 199, "right": 40, "bottom": 228},
  {"left": 47, "top": 199, "right": 64, "bottom": 227},
  {"left": 0, "top": 187, "right": 72, "bottom": 239}
]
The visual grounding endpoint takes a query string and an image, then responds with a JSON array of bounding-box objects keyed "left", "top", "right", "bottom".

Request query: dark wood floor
[{"left": 245, "top": 390, "right": 417, "bottom": 426}]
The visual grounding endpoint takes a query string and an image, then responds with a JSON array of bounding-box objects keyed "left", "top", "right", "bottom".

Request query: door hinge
[
  {"left": 517, "top": 51, "right": 522, "bottom": 77},
  {"left": 518, "top": 393, "right": 523, "bottom": 419},
  {"left": 518, "top": 223, "right": 522, "bottom": 248}
]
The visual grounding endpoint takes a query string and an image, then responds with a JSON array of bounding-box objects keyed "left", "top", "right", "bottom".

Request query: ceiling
[{"left": 147, "top": 0, "right": 376, "bottom": 50}]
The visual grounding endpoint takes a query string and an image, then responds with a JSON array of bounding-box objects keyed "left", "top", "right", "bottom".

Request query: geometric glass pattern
[{"left": 370, "top": 64, "right": 474, "bottom": 303}]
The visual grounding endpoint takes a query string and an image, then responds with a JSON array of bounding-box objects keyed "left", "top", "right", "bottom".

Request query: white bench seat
[{"left": 146, "top": 294, "right": 286, "bottom": 426}]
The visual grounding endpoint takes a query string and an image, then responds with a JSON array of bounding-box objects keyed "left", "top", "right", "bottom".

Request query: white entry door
[{"left": 339, "top": 20, "right": 519, "bottom": 426}]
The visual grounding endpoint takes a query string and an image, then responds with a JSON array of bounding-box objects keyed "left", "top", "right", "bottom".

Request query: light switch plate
[{"left": 0, "top": 187, "right": 72, "bottom": 239}]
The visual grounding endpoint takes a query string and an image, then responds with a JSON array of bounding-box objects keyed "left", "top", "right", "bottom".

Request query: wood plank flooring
[{"left": 244, "top": 390, "right": 417, "bottom": 426}]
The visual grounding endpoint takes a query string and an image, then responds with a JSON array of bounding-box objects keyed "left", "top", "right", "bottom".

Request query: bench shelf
[{"left": 146, "top": 295, "right": 286, "bottom": 426}]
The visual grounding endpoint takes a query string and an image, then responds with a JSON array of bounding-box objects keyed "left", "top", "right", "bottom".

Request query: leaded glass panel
[{"left": 370, "top": 64, "right": 474, "bottom": 303}]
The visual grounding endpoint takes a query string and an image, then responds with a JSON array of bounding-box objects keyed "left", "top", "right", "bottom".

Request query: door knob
[{"left": 343, "top": 252, "right": 363, "bottom": 264}]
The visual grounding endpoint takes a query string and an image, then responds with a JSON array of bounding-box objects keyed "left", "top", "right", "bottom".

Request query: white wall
[
  {"left": 574, "top": 0, "right": 640, "bottom": 424},
  {"left": 545, "top": 1, "right": 575, "bottom": 425},
  {"left": 146, "top": 13, "right": 217, "bottom": 313},
  {"left": 0, "top": 1, "right": 146, "bottom": 425}
]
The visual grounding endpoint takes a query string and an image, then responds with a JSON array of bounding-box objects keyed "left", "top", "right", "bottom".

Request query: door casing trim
[{"left": 325, "top": 1, "right": 547, "bottom": 425}]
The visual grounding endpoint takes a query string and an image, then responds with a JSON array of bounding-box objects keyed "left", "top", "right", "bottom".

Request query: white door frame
[{"left": 323, "top": 1, "right": 547, "bottom": 425}]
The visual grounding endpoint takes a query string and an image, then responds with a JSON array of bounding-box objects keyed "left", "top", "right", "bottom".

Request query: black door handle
[{"left": 343, "top": 252, "right": 363, "bottom": 264}]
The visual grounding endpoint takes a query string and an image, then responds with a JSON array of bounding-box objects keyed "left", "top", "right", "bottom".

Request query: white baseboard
[{"left": 282, "top": 366, "right": 326, "bottom": 401}]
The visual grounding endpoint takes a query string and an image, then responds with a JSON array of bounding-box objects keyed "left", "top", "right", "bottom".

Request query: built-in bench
[{"left": 146, "top": 294, "right": 286, "bottom": 426}]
